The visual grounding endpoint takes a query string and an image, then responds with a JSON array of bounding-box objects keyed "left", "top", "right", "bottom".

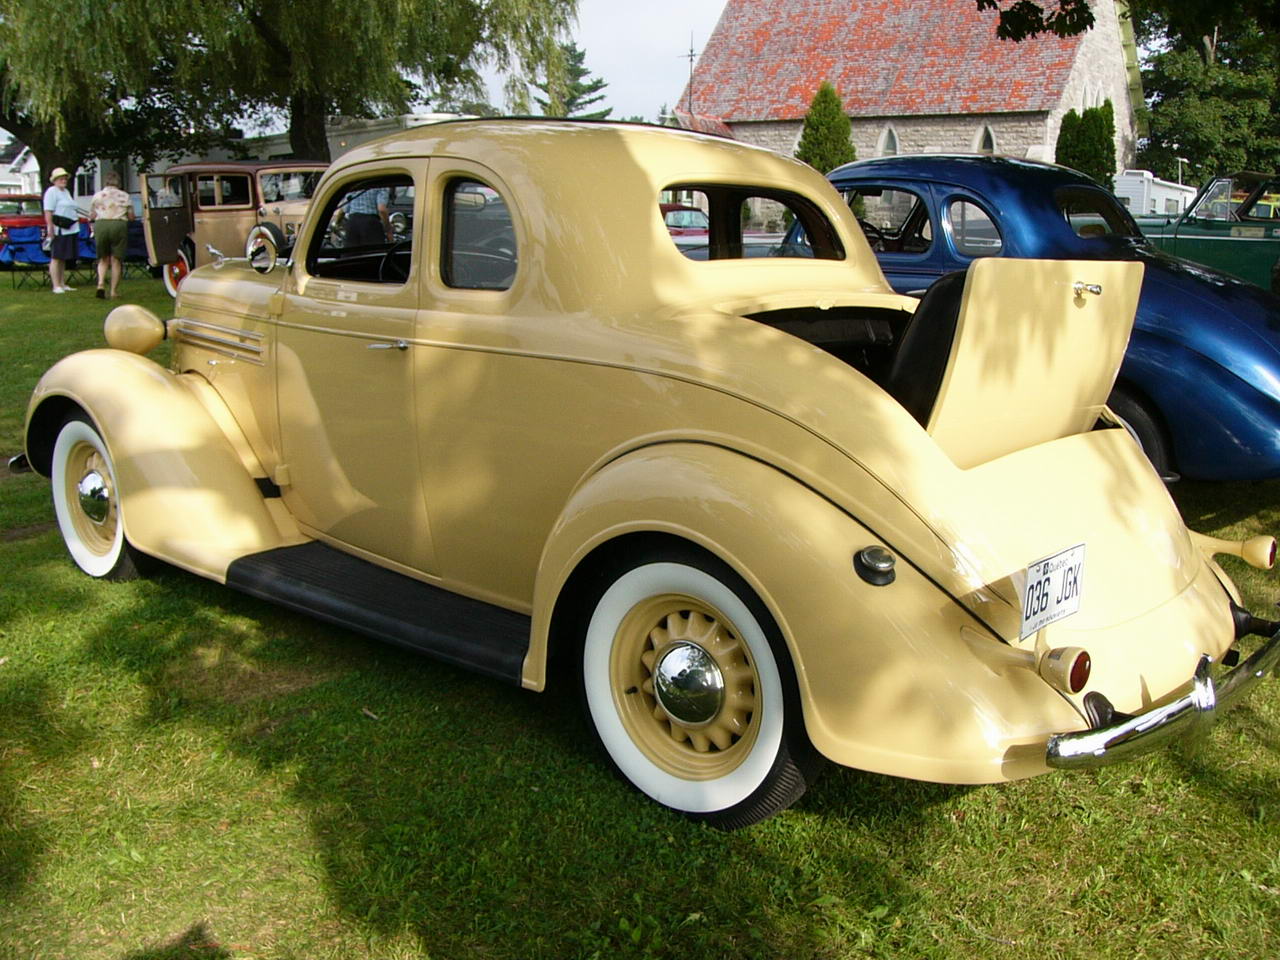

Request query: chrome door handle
[
  {"left": 1073, "top": 282, "right": 1103, "bottom": 297},
  {"left": 367, "top": 339, "right": 409, "bottom": 351}
]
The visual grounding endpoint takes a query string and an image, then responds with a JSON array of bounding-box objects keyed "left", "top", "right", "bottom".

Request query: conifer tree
[
  {"left": 534, "top": 41, "right": 612, "bottom": 119},
  {"left": 795, "top": 82, "right": 856, "bottom": 174}
]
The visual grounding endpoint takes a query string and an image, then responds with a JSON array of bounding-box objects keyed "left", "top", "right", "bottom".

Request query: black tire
[
  {"left": 1107, "top": 386, "right": 1172, "bottom": 477},
  {"left": 50, "top": 414, "right": 149, "bottom": 580},
  {"left": 580, "top": 542, "right": 822, "bottom": 828}
]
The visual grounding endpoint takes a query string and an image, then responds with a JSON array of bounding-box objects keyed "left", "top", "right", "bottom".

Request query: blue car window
[
  {"left": 1053, "top": 187, "right": 1142, "bottom": 239},
  {"left": 948, "top": 199, "right": 1002, "bottom": 257}
]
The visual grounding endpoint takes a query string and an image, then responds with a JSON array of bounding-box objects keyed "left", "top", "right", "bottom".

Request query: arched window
[
  {"left": 878, "top": 126, "right": 899, "bottom": 157},
  {"left": 977, "top": 126, "right": 996, "bottom": 154}
]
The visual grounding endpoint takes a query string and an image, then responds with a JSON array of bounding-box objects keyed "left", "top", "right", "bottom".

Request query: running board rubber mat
[{"left": 226, "top": 542, "right": 530, "bottom": 684}]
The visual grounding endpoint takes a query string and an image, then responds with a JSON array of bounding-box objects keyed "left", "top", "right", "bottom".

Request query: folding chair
[
  {"left": 66, "top": 221, "right": 98, "bottom": 286},
  {"left": 123, "top": 219, "right": 152, "bottom": 279},
  {"left": 5, "top": 225, "right": 51, "bottom": 289}
]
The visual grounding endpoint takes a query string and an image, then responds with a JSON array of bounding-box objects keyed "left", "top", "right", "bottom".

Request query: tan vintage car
[
  {"left": 142, "top": 160, "right": 327, "bottom": 296},
  {"left": 18, "top": 120, "right": 1280, "bottom": 827}
]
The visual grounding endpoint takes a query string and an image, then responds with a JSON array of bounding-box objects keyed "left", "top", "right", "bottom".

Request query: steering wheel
[
  {"left": 858, "top": 219, "right": 885, "bottom": 251},
  {"left": 378, "top": 239, "right": 411, "bottom": 283}
]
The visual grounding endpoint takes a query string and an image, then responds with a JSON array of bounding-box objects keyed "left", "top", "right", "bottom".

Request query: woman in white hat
[{"left": 42, "top": 167, "right": 80, "bottom": 293}]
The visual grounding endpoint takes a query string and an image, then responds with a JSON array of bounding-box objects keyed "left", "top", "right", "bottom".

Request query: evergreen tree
[
  {"left": 794, "top": 82, "right": 855, "bottom": 174},
  {"left": 1055, "top": 102, "right": 1116, "bottom": 187},
  {"left": 533, "top": 41, "right": 612, "bottom": 119}
]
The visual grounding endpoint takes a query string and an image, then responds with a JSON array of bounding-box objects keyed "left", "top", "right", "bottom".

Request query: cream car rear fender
[
  {"left": 24, "top": 349, "right": 302, "bottom": 580},
  {"left": 529, "top": 442, "right": 1083, "bottom": 784}
]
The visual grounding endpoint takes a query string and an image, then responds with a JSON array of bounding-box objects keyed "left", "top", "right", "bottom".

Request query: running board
[{"left": 226, "top": 542, "right": 530, "bottom": 684}]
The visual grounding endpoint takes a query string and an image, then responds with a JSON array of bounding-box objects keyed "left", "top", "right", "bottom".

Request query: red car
[
  {"left": 0, "top": 193, "right": 48, "bottom": 250},
  {"left": 660, "top": 202, "right": 709, "bottom": 236}
]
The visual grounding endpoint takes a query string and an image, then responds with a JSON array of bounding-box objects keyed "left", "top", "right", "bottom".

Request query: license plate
[{"left": 1019, "top": 544, "right": 1085, "bottom": 639}]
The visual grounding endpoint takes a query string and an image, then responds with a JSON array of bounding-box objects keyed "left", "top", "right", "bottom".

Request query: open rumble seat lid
[{"left": 925, "top": 258, "right": 1144, "bottom": 469}]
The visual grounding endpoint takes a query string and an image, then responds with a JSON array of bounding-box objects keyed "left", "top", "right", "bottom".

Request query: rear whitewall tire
[{"left": 582, "top": 551, "right": 817, "bottom": 826}]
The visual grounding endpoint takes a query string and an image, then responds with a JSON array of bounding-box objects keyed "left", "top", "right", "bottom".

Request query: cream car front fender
[
  {"left": 529, "top": 442, "right": 1083, "bottom": 784},
  {"left": 24, "top": 349, "right": 304, "bottom": 580}
]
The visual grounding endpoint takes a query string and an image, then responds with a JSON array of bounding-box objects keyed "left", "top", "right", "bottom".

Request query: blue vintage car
[{"left": 809, "top": 155, "right": 1280, "bottom": 482}]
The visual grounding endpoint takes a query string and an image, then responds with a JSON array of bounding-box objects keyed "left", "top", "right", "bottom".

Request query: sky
[{"left": 480, "top": 0, "right": 729, "bottom": 122}]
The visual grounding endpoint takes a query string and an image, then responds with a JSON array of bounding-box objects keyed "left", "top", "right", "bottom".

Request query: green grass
[{"left": 2, "top": 279, "right": 1280, "bottom": 959}]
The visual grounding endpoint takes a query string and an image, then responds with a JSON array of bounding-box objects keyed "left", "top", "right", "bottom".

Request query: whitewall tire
[
  {"left": 50, "top": 416, "right": 144, "bottom": 580},
  {"left": 582, "top": 549, "right": 819, "bottom": 827}
]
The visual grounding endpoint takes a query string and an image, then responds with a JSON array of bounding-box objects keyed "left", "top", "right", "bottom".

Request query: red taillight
[
  {"left": 1038, "top": 645, "right": 1092, "bottom": 695},
  {"left": 1068, "top": 651, "right": 1092, "bottom": 694}
]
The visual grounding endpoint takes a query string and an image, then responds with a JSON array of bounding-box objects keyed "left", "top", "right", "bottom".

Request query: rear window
[
  {"left": 663, "top": 184, "right": 844, "bottom": 261},
  {"left": 1054, "top": 187, "right": 1141, "bottom": 239}
]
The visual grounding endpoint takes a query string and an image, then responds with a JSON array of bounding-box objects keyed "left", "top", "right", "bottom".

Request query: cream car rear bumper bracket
[{"left": 1046, "top": 629, "right": 1280, "bottom": 770}]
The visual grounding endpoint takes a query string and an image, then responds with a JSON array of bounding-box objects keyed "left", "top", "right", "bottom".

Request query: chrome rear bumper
[{"left": 1046, "top": 630, "right": 1280, "bottom": 770}]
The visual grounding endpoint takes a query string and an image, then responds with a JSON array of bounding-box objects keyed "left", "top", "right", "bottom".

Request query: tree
[
  {"left": 974, "top": 0, "right": 1280, "bottom": 41},
  {"left": 1055, "top": 101, "right": 1117, "bottom": 186},
  {"left": 0, "top": 57, "right": 239, "bottom": 188},
  {"left": 0, "top": 0, "right": 576, "bottom": 163},
  {"left": 533, "top": 42, "right": 611, "bottom": 119},
  {"left": 1136, "top": 19, "right": 1280, "bottom": 179},
  {"left": 795, "top": 82, "right": 856, "bottom": 174}
]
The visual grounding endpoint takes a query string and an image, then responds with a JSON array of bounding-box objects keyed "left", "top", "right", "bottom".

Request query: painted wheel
[
  {"left": 244, "top": 222, "right": 286, "bottom": 264},
  {"left": 50, "top": 415, "right": 145, "bottom": 580},
  {"left": 161, "top": 246, "right": 191, "bottom": 298},
  {"left": 582, "top": 547, "right": 819, "bottom": 828},
  {"left": 1107, "top": 386, "right": 1172, "bottom": 477}
]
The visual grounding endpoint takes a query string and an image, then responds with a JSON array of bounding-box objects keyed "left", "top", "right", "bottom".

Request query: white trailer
[{"left": 1113, "top": 169, "right": 1197, "bottom": 216}]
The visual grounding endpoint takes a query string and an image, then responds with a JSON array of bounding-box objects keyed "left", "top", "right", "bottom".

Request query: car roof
[
  {"left": 157, "top": 160, "right": 328, "bottom": 175},
  {"left": 826, "top": 154, "right": 1105, "bottom": 197}
]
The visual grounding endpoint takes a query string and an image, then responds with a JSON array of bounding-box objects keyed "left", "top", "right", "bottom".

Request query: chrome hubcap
[
  {"left": 653, "top": 641, "right": 725, "bottom": 726},
  {"left": 77, "top": 469, "right": 110, "bottom": 524}
]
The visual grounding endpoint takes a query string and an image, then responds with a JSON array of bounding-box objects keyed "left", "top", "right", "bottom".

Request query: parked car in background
[
  {"left": 141, "top": 160, "right": 327, "bottom": 296},
  {"left": 18, "top": 121, "right": 1280, "bottom": 827},
  {"left": 660, "top": 202, "right": 709, "bottom": 236},
  {"left": 808, "top": 154, "right": 1280, "bottom": 482},
  {"left": 1136, "top": 171, "right": 1280, "bottom": 294},
  {"left": 0, "top": 193, "right": 92, "bottom": 259}
]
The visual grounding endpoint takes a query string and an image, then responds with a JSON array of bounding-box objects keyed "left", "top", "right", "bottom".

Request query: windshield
[{"left": 1053, "top": 186, "right": 1142, "bottom": 239}]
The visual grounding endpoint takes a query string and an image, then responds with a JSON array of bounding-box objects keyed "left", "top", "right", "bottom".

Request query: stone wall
[{"left": 729, "top": 112, "right": 1052, "bottom": 162}]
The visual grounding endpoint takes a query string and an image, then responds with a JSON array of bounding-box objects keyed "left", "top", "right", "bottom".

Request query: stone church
[{"left": 676, "top": 0, "right": 1142, "bottom": 169}]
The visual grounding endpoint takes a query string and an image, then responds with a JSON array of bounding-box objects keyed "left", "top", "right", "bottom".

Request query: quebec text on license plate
[{"left": 1019, "top": 544, "right": 1085, "bottom": 639}]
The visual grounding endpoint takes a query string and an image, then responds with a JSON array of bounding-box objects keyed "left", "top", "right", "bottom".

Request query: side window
[
  {"left": 442, "top": 179, "right": 516, "bottom": 290},
  {"left": 197, "top": 176, "right": 217, "bottom": 208},
  {"left": 1242, "top": 182, "right": 1280, "bottom": 220},
  {"left": 307, "top": 174, "right": 415, "bottom": 284},
  {"left": 948, "top": 199, "right": 1003, "bottom": 257},
  {"left": 663, "top": 184, "right": 844, "bottom": 261},
  {"left": 844, "top": 186, "right": 932, "bottom": 254},
  {"left": 221, "top": 175, "right": 251, "bottom": 206},
  {"left": 149, "top": 176, "right": 185, "bottom": 209}
]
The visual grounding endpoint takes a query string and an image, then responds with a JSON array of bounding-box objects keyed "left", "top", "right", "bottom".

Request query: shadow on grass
[
  {"left": 50, "top": 560, "right": 965, "bottom": 959},
  {"left": 120, "top": 923, "right": 234, "bottom": 960}
]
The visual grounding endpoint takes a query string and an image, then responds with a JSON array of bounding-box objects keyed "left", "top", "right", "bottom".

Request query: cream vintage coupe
[{"left": 16, "top": 121, "right": 1280, "bottom": 827}]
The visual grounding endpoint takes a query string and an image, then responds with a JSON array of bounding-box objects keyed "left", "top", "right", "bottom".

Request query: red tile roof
[{"left": 682, "top": 0, "right": 1084, "bottom": 122}]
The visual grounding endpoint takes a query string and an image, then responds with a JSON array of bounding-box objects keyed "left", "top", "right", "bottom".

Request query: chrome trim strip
[
  {"left": 170, "top": 318, "right": 265, "bottom": 364},
  {"left": 171, "top": 318, "right": 264, "bottom": 342},
  {"left": 174, "top": 328, "right": 265, "bottom": 356},
  {"left": 1046, "top": 630, "right": 1280, "bottom": 769}
]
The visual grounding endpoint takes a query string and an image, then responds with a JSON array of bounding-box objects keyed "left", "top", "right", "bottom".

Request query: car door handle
[{"left": 367, "top": 340, "right": 409, "bottom": 351}]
